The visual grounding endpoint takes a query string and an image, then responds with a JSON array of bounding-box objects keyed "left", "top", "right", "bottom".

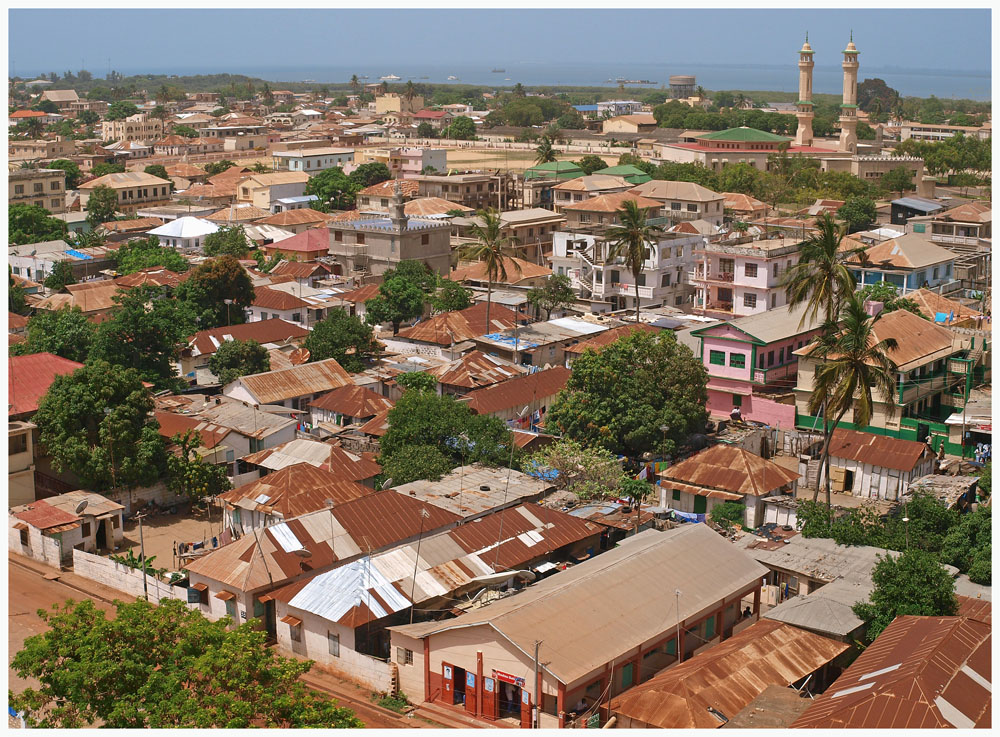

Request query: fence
[{"left": 72, "top": 548, "right": 189, "bottom": 603}]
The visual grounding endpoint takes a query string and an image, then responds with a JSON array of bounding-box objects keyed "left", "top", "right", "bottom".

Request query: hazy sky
[{"left": 9, "top": 9, "right": 991, "bottom": 76}]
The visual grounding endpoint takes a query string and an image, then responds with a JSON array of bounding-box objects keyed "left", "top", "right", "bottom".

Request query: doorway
[
  {"left": 498, "top": 681, "right": 522, "bottom": 719},
  {"left": 96, "top": 518, "right": 109, "bottom": 550},
  {"left": 843, "top": 469, "right": 855, "bottom": 493}
]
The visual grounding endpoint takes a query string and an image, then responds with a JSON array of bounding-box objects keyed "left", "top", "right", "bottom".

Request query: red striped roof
[{"left": 8, "top": 352, "right": 84, "bottom": 417}]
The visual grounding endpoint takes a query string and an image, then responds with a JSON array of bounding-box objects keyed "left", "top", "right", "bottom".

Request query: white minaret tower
[
  {"left": 839, "top": 32, "right": 860, "bottom": 153},
  {"left": 794, "top": 33, "right": 815, "bottom": 146}
]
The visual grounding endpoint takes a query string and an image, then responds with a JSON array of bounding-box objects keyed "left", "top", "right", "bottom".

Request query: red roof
[
  {"left": 338, "top": 283, "right": 380, "bottom": 303},
  {"left": 10, "top": 110, "right": 47, "bottom": 118},
  {"left": 11, "top": 499, "right": 81, "bottom": 530},
  {"left": 461, "top": 366, "right": 571, "bottom": 416},
  {"left": 828, "top": 428, "right": 931, "bottom": 472},
  {"left": 414, "top": 109, "right": 449, "bottom": 119},
  {"left": 396, "top": 301, "right": 524, "bottom": 346},
  {"left": 153, "top": 411, "right": 231, "bottom": 449},
  {"left": 217, "top": 464, "right": 370, "bottom": 518},
  {"left": 9, "top": 312, "right": 29, "bottom": 332},
  {"left": 564, "top": 323, "right": 661, "bottom": 355},
  {"left": 268, "top": 228, "right": 330, "bottom": 255},
  {"left": 309, "top": 384, "right": 394, "bottom": 418},
  {"left": 9, "top": 352, "right": 85, "bottom": 417},
  {"left": 252, "top": 286, "right": 310, "bottom": 311},
  {"left": 185, "top": 318, "right": 309, "bottom": 358}
]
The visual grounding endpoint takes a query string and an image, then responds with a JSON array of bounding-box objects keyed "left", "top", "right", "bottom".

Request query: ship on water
[
  {"left": 379, "top": 74, "right": 401, "bottom": 81},
  {"left": 447, "top": 75, "right": 460, "bottom": 81},
  {"left": 492, "top": 68, "right": 505, "bottom": 73},
  {"left": 607, "top": 77, "right": 657, "bottom": 85}
]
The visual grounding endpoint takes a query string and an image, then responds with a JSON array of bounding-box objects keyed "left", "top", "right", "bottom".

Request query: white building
[
  {"left": 148, "top": 216, "right": 220, "bottom": 251},
  {"left": 597, "top": 99, "right": 644, "bottom": 117},
  {"left": 271, "top": 147, "right": 356, "bottom": 175}
]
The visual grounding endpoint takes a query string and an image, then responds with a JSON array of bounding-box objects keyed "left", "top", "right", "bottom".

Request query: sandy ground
[
  {"left": 118, "top": 502, "right": 226, "bottom": 571},
  {"left": 445, "top": 149, "right": 615, "bottom": 173}
]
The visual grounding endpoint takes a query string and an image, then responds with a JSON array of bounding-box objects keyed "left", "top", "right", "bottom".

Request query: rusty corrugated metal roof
[
  {"left": 828, "top": 428, "right": 931, "bottom": 472},
  {"left": 217, "top": 464, "right": 370, "bottom": 518},
  {"left": 236, "top": 358, "right": 352, "bottom": 404},
  {"left": 564, "top": 323, "right": 660, "bottom": 355},
  {"left": 609, "top": 619, "right": 849, "bottom": 729},
  {"left": 396, "top": 301, "right": 523, "bottom": 346},
  {"left": 428, "top": 350, "right": 528, "bottom": 391},
  {"left": 308, "top": 384, "right": 394, "bottom": 418},
  {"left": 659, "top": 444, "right": 800, "bottom": 497},
  {"left": 461, "top": 366, "right": 571, "bottom": 416},
  {"left": 241, "top": 438, "right": 381, "bottom": 481},
  {"left": 9, "top": 352, "right": 85, "bottom": 417},
  {"left": 11, "top": 499, "right": 81, "bottom": 530},
  {"left": 791, "top": 615, "right": 991, "bottom": 729}
]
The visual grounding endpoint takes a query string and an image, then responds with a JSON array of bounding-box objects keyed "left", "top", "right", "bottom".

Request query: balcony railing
[
  {"left": 932, "top": 234, "right": 981, "bottom": 246},
  {"left": 692, "top": 270, "right": 735, "bottom": 283}
]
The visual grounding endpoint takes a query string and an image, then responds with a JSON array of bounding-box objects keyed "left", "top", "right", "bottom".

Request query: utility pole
[
  {"left": 675, "top": 589, "right": 682, "bottom": 664},
  {"left": 137, "top": 511, "right": 149, "bottom": 602},
  {"left": 533, "top": 640, "right": 541, "bottom": 729},
  {"left": 408, "top": 508, "right": 430, "bottom": 624}
]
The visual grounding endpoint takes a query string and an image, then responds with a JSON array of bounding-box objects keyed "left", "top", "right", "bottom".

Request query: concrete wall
[
  {"left": 71, "top": 548, "right": 189, "bottom": 602},
  {"left": 9, "top": 519, "right": 63, "bottom": 568},
  {"left": 105, "top": 481, "right": 186, "bottom": 516},
  {"left": 187, "top": 571, "right": 256, "bottom": 625},
  {"left": 816, "top": 455, "right": 936, "bottom": 501}
]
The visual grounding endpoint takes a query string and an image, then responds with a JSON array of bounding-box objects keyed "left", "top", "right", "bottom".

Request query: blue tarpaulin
[
  {"left": 65, "top": 248, "right": 93, "bottom": 260},
  {"left": 672, "top": 511, "right": 705, "bottom": 523}
]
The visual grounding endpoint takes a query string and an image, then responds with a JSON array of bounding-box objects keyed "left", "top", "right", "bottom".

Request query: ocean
[{"left": 158, "top": 61, "right": 990, "bottom": 101}]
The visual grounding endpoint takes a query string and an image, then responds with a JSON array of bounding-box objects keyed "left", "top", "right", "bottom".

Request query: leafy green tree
[
  {"left": 91, "top": 162, "right": 126, "bottom": 178},
  {"left": 89, "top": 285, "right": 197, "bottom": 390},
  {"left": 204, "top": 159, "right": 237, "bottom": 177},
  {"left": 523, "top": 438, "right": 625, "bottom": 500},
  {"left": 380, "top": 444, "right": 454, "bottom": 486},
  {"left": 856, "top": 281, "right": 923, "bottom": 317},
  {"left": 9, "top": 598, "right": 363, "bottom": 728},
  {"left": 461, "top": 209, "right": 521, "bottom": 327},
  {"left": 395, "top": 371, "right": 438, "bottom": 394},
  {"left": 606, "top": 199, "right": 663, "bottom": 323},
  {"left": 837, "top": 195, "right": 878, "bottom": 233},
  {"left": 208, "top": 339, "right": 270, "bottom": 385},
  {"left": 557, "top": 109, "right": 586, "bottom": 129},
  {"left": 105, "top": 101, "right": 139, "bottom": 121},
  {"left": 547, "top": 331, "right": 708, "bottom": 458},
  {"left": 202, "top": 225, "right": 251, "bottom": 257},
  {"left": 9, "top": 203, "right": 69, "bottom": 244},
  {"left": 365, "top": 276, "right": 425, "bottom": 335},
  {"left": 940, "top": 505, "right": 991, "bottom": 584},
  {"left": 416, "top": 122, "right": 436, "bottom": 138},
  {"left": 347, "top": 162, "right": 392, "bottom": 189},
  {"left": 574, "top": 154, "right": 607, "bottom": 175},
  {"left": 616, "top": 153, "right": 655, "bottom": 175},
  {"left": 304, "top": 166, "right": 357, "bottom": 210},
  {"left": 9, "top": 270, "right": 28, "bottom": 315},
  {"left": 534, "top": 135, "right": 556, "bottom": 164},
  {"left": 43, "top": 260, "right": 77, "bottom": 291},
  {"left": 33, "top": 99, "right": 59, "bottom": 114},
  {"left": 388, "top": 260, "right": 439, "bottom": 295},
  {"left": 527, "top": 274, "right": 576, "bottom": 320},
  {"left": 85, "top": 184, "right": 120, "bottom": 226},
  {"left": 174, "top": 255, "right": 255, "bottom": 330},
  {"left": 852, "top": 549, "right": 958, "bottom": 643},
  {"left": 171, "top": 124, "right": 199, "bottom": 138},
  {"left": 717, "top": 162, "right": 763, "bottom": 195},
  {"left": 166, "top": 430, "right": 233, "bottom": 502},
  {"left": 444, "top": 116, "right": 476, "bottom": 140},
  {"left": 709, "top": 500, "right": 747, "bottom": 528},
  {"left": 48, "top": 159, "right": 82, "bottom": 189},
  {"left": 34, "top": 359, "right": 167, "bottom": 491},
  {"left": 431, "top": 279, "right": 473, "bottom": 313},
  {"left": 76, "top": 109, "right": 100, "bottom": 126},
  {"left": 303, "top": 310, "right": 376, "bottom": 372},
  {"left": 144, "top": 164, "right": 170, "bottom": 181},
  {"left": 11, "top": 306, "right": 95, "bottom": 363},
  {"left": 114, "top": 235, "right": 189, "bottom": 274},
  {"left": 880, "top": 166, "right": 914, "bottom": 198}
]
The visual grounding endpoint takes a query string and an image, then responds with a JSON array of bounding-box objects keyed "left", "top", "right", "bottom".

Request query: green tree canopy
[
  {"left": 89, "top": 285, "right": 197, "bottom": 390},
  {"left": 527, "top": 274, "right": 576, "bottom": 320},
  {"left": 303, "top": 310, "right": 377, "bottom": 373},
  {"left": 202, "top": 225, "right": 251, "bottom": 258},
  {"left": 9, "top": 306, "right": 95, "bottom": 363},
  {"left": 574, "top": 154, "right": 608, "bottom": 175},
  {"left": 557, "top": 109, "right": 586, "bottom": 130},
  {"left": 166, "top": 430, "right": 233, "bottom": 502},
  {"left": 85, "top": 184, "right": 119, "bottom": 226},
  {"left": 444, "top": 116, "right": 477, "bottom": 140},
  {"left": 208, "top": 338, "right": 270, "bottom": 386},
  {"left": 852, "top": 549, "right": 958, "bottom": 643},
  {"left": 144, "top": 164, "right": 170, "bottom": 181},
  {"left": 90, "top": 162, "right": 126, "bottom": 178},
  {"left": 547, "top": 331, "right": 709, "bottom": 458},
  {"left": 76, "top": 109, "right": 100, "bottom": 126},
  {"left": 523, "top": 438, "right": 625, "bottom": 500},
  {"left": 940, "top": 505, "right": 991, "bottom": 584},
  {"left": 113, "top": 235, "right": 189, "bottom": 274},
  {"left": 838, "top": 195, "right": 878, "bottom": 233},
  {"left": 304, "top": 166, "right": 357, "bottom": 211},
  {"left": 9, "top": 270, "right": 28, "bottom": 315},
  {"left": 174, "top": 255, "right": 255, "bottom": 330},
  {"left": 43, "top": 260, "right": 77, "bottom": 291},
  {"left": 204, "top": 159, "right": 237, "bottom": 177},
  {"left": 880, "top": 166, "right": 915, "bottom": 198},
  {"left": 48, "top": 159, "right": 82, "bottom": 189},
  {"left": 431, "top": 278, "right": 473, "bottom": 313},
  {"left": 347, "top": 162, "right": 392, "bottom": 189},
  {"left": 105, "top": 101, "right": 139, "bottom": 121},
  {"left": 416, "top": 122, "right": 436, "bottom": 138},
  {"left": 34, "top": 359, "right": 167, "bottom": 491},
  {"left": 365, "top": 276, "right": 426, "bottom": 334},
  {"left": 9, "top": 203, "right": 69, "bottom": 245},
  {"left": 856, "top": 281, "right": 923, "bottom": 317},
  {"left": 171, "top": 124, "right": 199, "bottom": 138},
  {"left": 9, "top": 598, "right": 363, "bottom": 728}
]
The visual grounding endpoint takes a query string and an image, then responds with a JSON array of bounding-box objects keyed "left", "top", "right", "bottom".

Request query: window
[
  {"left": 932, "top": 266, "right": 940, "bottom": 280},
  {"left": 396, "top": 647, "right": 413, "bottom": 665},
  {"left": 732, "top": 393, "right": 743, "bottom": 408},
  {"left": 335, "top": 231, "right": 343, "bottom": 242},
  {"left": 51, "top": 199, "right": 61, "bottom": 208},
  {"left": 709, "top": 350, "right": 725, "bottom": 366},
  {"left": 729, "top": 353, "right": 745, "bottom": 369},
  {"left": 719, "top": 258, "right": 734, "bottom": 274},
  {"left": 328, "top": 631, "right": 340, "bottom": 657},
  {"left": 421, "top": 233, "right": 429, "bottom": 245},
  {"left": 771, "top": 293, "right": 776, "bottom": 308},
  {"left": 9, "top": 433, "right": 27, "bottom": 456},
  {"left": 767, "top": 350, "right": 775, "bottom": 366},
  {"left": 743, "top": 293, "right": 757, "bottom": 308},
  {"left": 687, "top": 203, "right": 697, "bottom": 212},
  {"left": 292, "top": 313, "right": 302, "bottom": 323},
  {"left": 579, "top": 213, "right": 591, "bottom": 223},
  {"left": 356, "top": 233, "right": 365, "bottom": 245},
  {"left": 675, "top": 295, "right": 683, "bottom": 305},
  {"left": 33, "top": 183, "right": 44, "bottom": 193},
  {"left": 253, "top": 598, "right": 266, "bottom": 617},
  {"left": 50, "top": 181, "right": 60, "bottom": 191},
  {"left": 19, "top": 529, "right": 29, "bottom": 547},
  {"left": 675, "top": 247, "right": 683, "bottom": 259},
  {"left": 14, "top": 185, "right": 24, "bottom": 194},
  {"left": 381, "top": 198, "right": 389, "bottom": 207},
  {"left": 82, "top": 522, "right": 91, "bottom": 538},
  {"left": 290, "top": 623, "right": 302, "bottom": 642},
  {"left": 225, "top": 598, "right": 237, "bottom": 619},
  {"left": 704, "top": 615, "right": 716, "bottom": 640},
  {"left": 672, "top": 489, "right": 681, "bottom": 501},
  {"left": 661, "top": 274, "right": 671, "bottom": 287},
  {"left": 744, "top": 263, "right": 758, "bottom": 278}
]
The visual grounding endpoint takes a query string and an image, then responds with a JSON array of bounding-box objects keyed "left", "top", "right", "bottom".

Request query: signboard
[
  {"left": 484, "top": 678, "right": 495, "bottom": 693},
  {"left": 466, "top": 672, "right": 476, "bottom": 688},
  {"left": 493, "top": 669, "right": 526, "bottom": 687},
  {"left": 521, "top": 689, "right": 530, "bottom": 705},
  {"left": 444, "top": 666, "right": 453, "bottom": 679}
]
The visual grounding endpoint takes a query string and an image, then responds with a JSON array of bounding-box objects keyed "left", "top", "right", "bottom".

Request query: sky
[{"left": 8, "top": 8, "right": 992, "bottom": 78}]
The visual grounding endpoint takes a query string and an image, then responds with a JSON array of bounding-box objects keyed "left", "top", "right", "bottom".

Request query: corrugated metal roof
[
  {"left": 308, "top": 384, "right": 394, "bottom": 417},
  {"left": 659, "top": 444, "right": 800, "bottom": 497},
  {"left": 235, "top": 358, "right": 352, "bottom": 404},
  {"left": 241, "top": 438, "right": 381, "bottom": 481},
  {"left": 564, "top": 323, "right": 661, "bottom": 355},
  {"left": 217, "top": 464, "right": 369, "bottom": 518},
  {"left": 609, "top": 620, "right": 849, "bottom": 728},
  {"left": 396, "top": 301, "right": 523, "bottom": 346},
  {"left": 186, "top": 319, "right": 308, "bottom": 358},
  {"left": 791, "top": 615, "right": 991, "bottom": 729},
  {"left": 44, "top": 490, "right": 123, "bottom": 518},
  {"left": 10, "top": 499, "right": 82, "bottom": 530},
  {"left": 390, "top": 525, "right": 769, "bottom": 684},
  {"left": 461, "top": 366, "right": 571, "bottom": 416},
  {"left": 427, "top": 350, "right": 528, "bottom": 391},
  {"left": 391, "top": 465, "right": 554, "bottom": 517},
  {"left": 9, "top": 352, "right": 85, "bottom": 417},
  {"left": 828, "top": 428, "right": 931, "bottom": 472}
]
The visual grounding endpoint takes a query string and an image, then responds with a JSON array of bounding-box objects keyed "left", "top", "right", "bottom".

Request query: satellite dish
[
  {"left": 74, "top": 499, "right": 89, "bottom": 515},
  {"left": 381, "top": 477, "right": 393, "bottom": 490},
  {"left": 292, "top": 548, "right": 311, "bottom": 558},
  {"left": 290, "top": 347, "right": 311, "bottom": 365}
]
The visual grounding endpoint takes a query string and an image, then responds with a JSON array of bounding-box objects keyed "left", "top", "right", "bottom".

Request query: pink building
[
  {"left": 689, "top": 303, "right": 821, "bottom": 428},
  {"left": 691, "top": 237, "right": 801, "bottom": 318}
]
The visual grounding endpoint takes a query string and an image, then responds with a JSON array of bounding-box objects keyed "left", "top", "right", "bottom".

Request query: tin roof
[
  {"left": 737, "top": 531, "right": 893, "bottom": 585},
  {"left": 563, "top": 323, "right": 660, "bottom": 355},
  {"left": 358, "top": 409, "right": 391, "bottom": 437},
  {"left": 461, "top": 366, "right": 571, "bottom": 416},
  {"left": 43, "top": 490, "right": 124, "bottom": 518},
  {"left": 11, "top": 499, "right": 82, "bottom": 530},
  {"left": 446, "top": 257, "right": 551, "bottom": 286},
  {"left": 391, "top": 464, "right": 555, "bottom": 518},
  {"left": 115, "top": 267, "right": 187, "bottom": 290},
  {"left": 791, "top": 615, "right": 991, "bottom": 729},
  {"left": 828, "top": 428, "right": 930, "bottom": 471},
  {"left": 241, "top": 437, "right": 381, "bottom": 481},
  {"left": 155, "top": 394, "right": 297, "bottom": 440},
  {"left": 308, "top": 384, "right": 394, "bottom": 418},
  {"left": 234, "top": 358, "right": 353, "bottom": 404},
  {"left": 427, "top": 350, "right": 528, "bottom": 390},
  {"left": 609, "top": 619, "right": 849, "bottom": 728},
  {"left": 850, "top": 232, "right": 954, "bottom": 269},
  {"left": 907, "top": 288, "right": 983, "bottom": 323},
  {"left": 659, "top": 444, "right": 800, "bottom": 497},
  {"left": 337, "top": 283, "right": 380, "bottom": 304},
  {"left": 153, "top": 410, "right": 231, "bottom": 449},
  {"left": 185, "top": 318, "right": 309, "bottom": 359},
  {"left": 8, "top": 352, "right": 85, "bottom": 417},
  {"left": 251, "top": 286, "right": 311, "bottom": 311},
  {"left": 396, "top": 301, "right": 523, "bottom": 346},
  {"left": 257, "top": 208, "right": 332, "bottom": 228},
  {"left": 217, "top": 464, "right": 369, "bottom": 518}
]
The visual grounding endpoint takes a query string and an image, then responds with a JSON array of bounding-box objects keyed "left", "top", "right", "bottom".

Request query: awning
[
  {"left": 707, "top": 382, "right": 752, "bottom": 396},
  {"left": 12, "top": 522, "right": 28, "bottom": 531},
  {"left": 280, "top": 615, "right": 302, "bottom": 627},
  {"left": 214, "top": 590, "right": 236, "bottom": 601},
  {"left": 257, "top": 593, "right": 275, "bottom": 603},
  {"left": 533, "top": 561, "right": 558, "bottom": 573},
  {"left": 191, "top": 582, "right": 209, "bottom": 592}
]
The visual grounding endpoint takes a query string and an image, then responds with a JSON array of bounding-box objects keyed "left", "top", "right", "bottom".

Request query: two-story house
[
  {"left": 236, "top": 172, "right": 311, "bottom": 213},
  {"left": 793, "top": 308, "right": 988, "bottom": 453},
  {"left": 689, "top": 303, "right": 823, "bottom": 428},
  {"left": 551, "top": 174, "right": 631, "bottom": 213},
  {"left": 355, "top": 178, "right": 420, "bottom": 211},
  {"left": 271, "top": 147, "right": 355, "bottom": 175},
  {"left": 906, "top": 201, "right": 991, "bottom": 249},
  {"left": 100, "top": 113, "right": 164, "bottom": 143},
  {"left": 560, "top": 191, "right": 662, "bottom": 230},
  {"left": 691, "top": 236, "right": 802, "bottom": 317},
  {"left": 412, "top": 173, "right": 496, "bottom": 210},
  {"left": 354, "top": 148, "right": 448, "bottom": 179},
  {"left": 627, "top": 180, "right": 726, "bottom": 227},
  {"left": 9, "top": 137, "right": 76, "bottom": 162},
  {"left": 451, "top": 209, "right": 567, "bottom": 263},
  {"left": 78, "top": 171, "right": 173, "bottom": 214},
  {"left": 9, "top": 168, "right": 67, "bottom": 214}
]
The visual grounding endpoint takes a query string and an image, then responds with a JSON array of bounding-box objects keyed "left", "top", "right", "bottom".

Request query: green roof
[
  {"left": 524, "top": 161, "right": 584, "bottom": 180},
  {"left": 696, "top": 127, "right": 792, "bottom": 143},
  {"left": 795, "top": 100, "right": 814, "bottom": 107},
  {"left": 595, "top": 164, "right": 652, "bottom": 184}
]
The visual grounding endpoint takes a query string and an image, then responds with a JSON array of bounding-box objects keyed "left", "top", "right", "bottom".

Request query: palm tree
[
  {"left": 779, "top": 212, "right": 858, "bottom": 502},
  {"left": 404, "top": 80, "right": 416, "bottom": 104},
  {"left": 534, "top": 136, "right": 556, "bottom": 165},
  {"left": 512, "top": 83, "right": 525, "bottom": 98},
  {"left": 461, "top": 209, "right": 521, "bottom": 327},
  {"left": 606, "top": 199, "right": 664, "bottom": 322},
  {"left": 808, "top": 292, "right": 899, "bottom": 511},
  {"left": 350, "top": 75, "right": 360, "bottom": 95},
  {"left": 869, "top": 98, "right": 883, "bottom": 124}
]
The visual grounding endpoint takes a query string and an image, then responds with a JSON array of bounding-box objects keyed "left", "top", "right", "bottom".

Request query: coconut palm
[
  {"left": 534, "top": 136, "right": 556, "bottom": 165},
  {"left": 350, "top": 75, "right": 360, "bottom": 95},
  {"left": 696, "top": 85, "right": 706, "bottom": 100},
  {"left": 403, "top": 80, "right": 416, "bottom": 104},
  {"left": 461, "top": 209, "right": 521, "bottom": 327},
  {"left": 605, "top": 199, "right": 664, "bottom": 323},
  {"left": 808, "top": 291, "right": 899, "bottom": 511},
  {"left": 512, "top": 82, "right": 525, "bottom": 98}
]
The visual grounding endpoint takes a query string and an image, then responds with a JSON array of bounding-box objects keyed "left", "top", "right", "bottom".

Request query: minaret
[
  {"left": 389, "top": 179, "right": 408, "bottom": 231},
  {"left": 794, "top": 33, "right": 815, "bottom": 147},
  {"left": 839, "top": 32, "right": 860, "bottom": 153}
]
